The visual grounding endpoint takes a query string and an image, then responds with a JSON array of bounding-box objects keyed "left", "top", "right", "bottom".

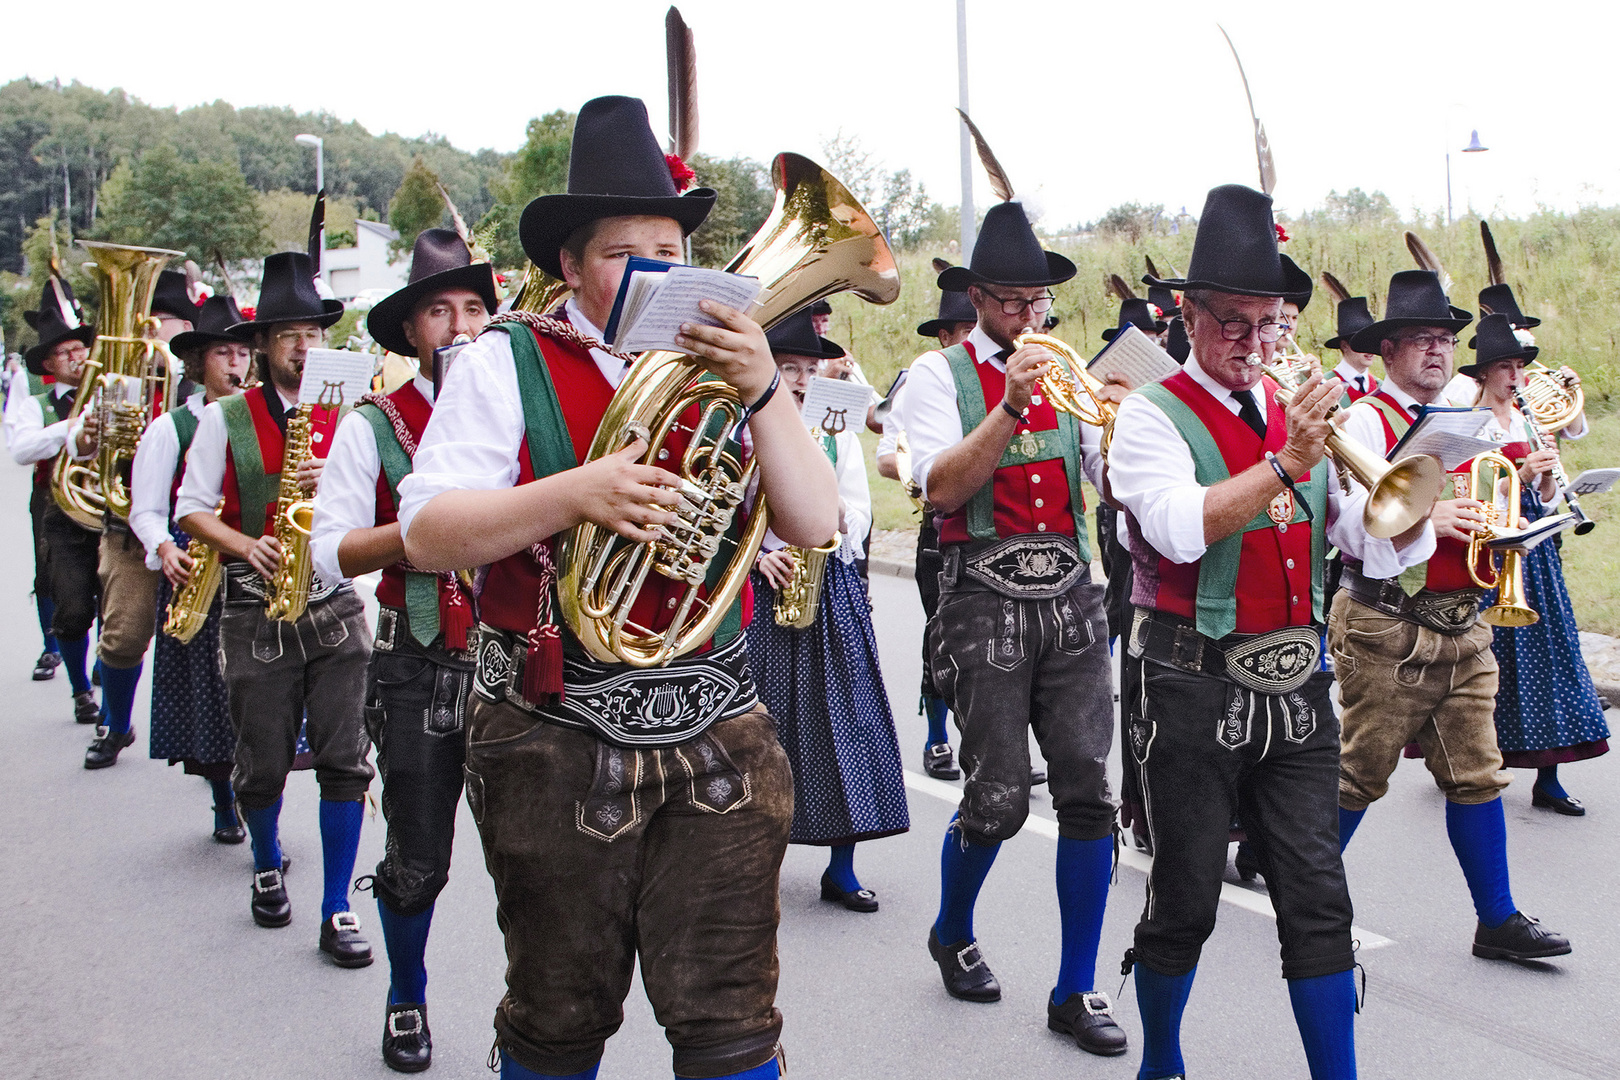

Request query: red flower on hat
[
  {"left": 239, "top": 305, "right": 256, "bottom": 322},
  {"left": 666, "top": 154, "right": 696, "bottom": 194},
  {"left": 1150, "top": 304, "right": 1164, "bottom": 320},
  {"left": 1275, "top": 223, "right": 1291, "bottom": 244}
]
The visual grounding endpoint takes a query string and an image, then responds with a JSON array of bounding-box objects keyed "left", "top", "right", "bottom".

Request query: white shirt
[
  {"left": 1339, "top": 378, "right": 1446, "bottom": 457},
  {"left": 1330, "top": 361, "right": 1374, "bottom": 396},
  {"left": 310, "top": 374, "right": 435, "bottom": 586},
  {"left": 128, "top": 393, "right": 206, "bottom": 568},
  {"left": 4, "top": 380, "right": 76, "bottom": 466},
  {"left": 761, "top": 428, "right": 869, "bottom": 563},
  {"left": 1108, "top": 349, "right": 1432, "bottom": 578},
  {"left": 903, "top": 323, "right": 1106, "bottom": 501}
]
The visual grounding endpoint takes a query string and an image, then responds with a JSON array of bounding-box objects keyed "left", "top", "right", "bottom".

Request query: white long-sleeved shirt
[
  {"left": 1107, "top": 349, "right": 1434, "bottom": 580},
  {"left": 760, "top": 428, "right": 869, "bottom": 564},
  {"left": 128, "top": 393, "right": 206, "bottom": 569},
  {"left": 4, "top": 380, "right": 76, "bottom": 466}
]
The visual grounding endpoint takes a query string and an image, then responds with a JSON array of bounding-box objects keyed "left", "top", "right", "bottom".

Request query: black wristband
[
  {"left": 1265, "top": 451, "right": 1315, "bottom": 523},
  {"left": 1001, "top": 400, "right": 1025, "bottom": 423},
  {"left": 739, "top": 370, "right": 781, "bottom": 424}
]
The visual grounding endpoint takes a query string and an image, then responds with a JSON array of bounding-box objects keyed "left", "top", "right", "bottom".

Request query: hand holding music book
[{"left": 603, "top": 256, "right": 762, "bottom": 355}]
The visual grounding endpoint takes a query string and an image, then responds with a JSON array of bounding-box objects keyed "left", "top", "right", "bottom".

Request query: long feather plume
[
  {"left": 1404, "top": 230, "right": 1453, "bottom": 295},
  {"left": 955, "top": 108, "right": 1014, "bottom": 203},
  {"left": 1320, "top": 271, "right": 1352, "bottom": 306},
  {"left": 45, "top": 219, "right": 84, "bottom": 324},
  {"left": 1144, "top": 255, "right": 1162, "bottom": 281},
  {"left": 307, "top": 189, "right": 326, "bottom": 273},
  {"left": 1480, "top": 221, "right": 1506, "bottom": 287},
  {"left": 665, "top": 7, "right": 699, "bottom": 160},
  {"left": 183, "top": 259, "right": 206, "bottom": 303},
  {"left": 214, "top": 249, "right": 238, "bottom": 299},
  {"left": 1218, "top": 25, "right": 1275, "bottom": 195},
  {"left": 1109, "top": 274, "right": 1139, "bottom": 302},
  {"left": 932, "top": 257, "right": 954, "bottom": 275},
  {"left": 437, "top": 182, "right": 472, "bottom": 245}
]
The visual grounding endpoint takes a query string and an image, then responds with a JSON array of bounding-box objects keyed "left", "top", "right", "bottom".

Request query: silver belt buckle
[
  {"left": 375, "top": 607, "right": 400, "bottom": 651},
  {"left": 1223, "top": 627, "right": 1320, "bottom": 695}
]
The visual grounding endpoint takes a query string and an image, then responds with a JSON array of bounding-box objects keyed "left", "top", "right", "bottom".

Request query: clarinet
[{"left": 1511, "top": 387, "right": 1594, "bottom": 535}]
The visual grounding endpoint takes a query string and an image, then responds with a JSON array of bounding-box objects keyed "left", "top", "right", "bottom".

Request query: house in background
[{"left": 321, "top": 220, "right": 408, "bottom": 303}]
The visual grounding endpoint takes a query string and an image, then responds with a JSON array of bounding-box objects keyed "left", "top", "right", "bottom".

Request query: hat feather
[
  {"left": 308, "top": 190, "right": 326, "bottom": 273},
  {"left": 1481, "top": 221, "right": 1506, "bottom": 288},
  {"left": 1108, "top": 274, "right": 1138, "bottom": 302},
  {"left": 1404, "top": 231, "right": 1453, "bottom": 296},
  {"left": 212, "top": 249, "right": 238, "bottom": 299},
  {"left": 1320, "top": 271, "right": 1351, "bottom": 306},
  {"left": 955, "top": 109, "right": 1014, "bottom": 203},
  {"left": 932, "top": 257, "right": 954, "bottom": 275},
  {"left": 1144, "top": 255, "right": 1162, "bottom": 280},
  {"left": 665, "top": 7, "right": 699, "bottom": 160},
  {"left": 1218, "top": 25, "right": 1276, "bottom": 195}
]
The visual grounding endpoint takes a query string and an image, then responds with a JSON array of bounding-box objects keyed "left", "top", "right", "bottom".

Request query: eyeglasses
[
  {"left": 274, "top": 328, "right": 326, "bottom": 345},
  {"left": 1397, "top": 332, "right": 1458, "bottom": 352},
  {"left": 1192, "top": 297, "right": 1284, "bottom": 342},
  {"left": 980, "top": 289, "right": 1055, "bottom": 316}
]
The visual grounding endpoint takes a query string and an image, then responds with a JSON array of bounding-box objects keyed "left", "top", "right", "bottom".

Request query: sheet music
[
  {"left": 1567, "top": 468, "right": 1620, "bottom": 496},
  {"left": 613, "top": 266, "right": 762, "bottom": 354},
  {"left": 1387, "top": 406, "right": 1498, "bottom": 471},
  {"left": 799, "top": 375, "right": 874, "bottom": 435},
  {"left": 1085, "top": 324, "right": 1178, "bottom": 389},
  {"left": 299, "top": 349, "right": 373, "bottom": 408}
]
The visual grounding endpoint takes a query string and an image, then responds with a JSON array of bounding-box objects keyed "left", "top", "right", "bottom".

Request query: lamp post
[
  {"left": 956, "top": 0, "right": 974, "bottom": 259},
  {"left": 1446, "top": 128, "right": 1488, "bottom": 227},
  {"left": 295, "top": 133, "right": 325, "bottom": 263}
]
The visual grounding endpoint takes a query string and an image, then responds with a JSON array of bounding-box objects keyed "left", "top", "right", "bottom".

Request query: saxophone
[
  {"left": 162, "top": 502, "right": 224, "bottom": 644},
  {"left": 772, "top": 534, "right": 841, "bottom": 629},
  {"left": 264, "top": 404, "right": 318, "bottom": 623}
]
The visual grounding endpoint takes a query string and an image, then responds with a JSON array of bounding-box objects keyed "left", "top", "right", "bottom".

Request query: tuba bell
[
  {"left": 1467, "top": 450, "right": 1539, "bottom": 627},
  {"left": 557, "top": 152, "right": 900, "bottom": 668}
]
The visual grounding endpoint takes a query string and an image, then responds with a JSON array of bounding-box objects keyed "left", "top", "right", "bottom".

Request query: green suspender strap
[
  {"left": 356, "top": 402, "right": 443, "bottom": 646},
  {"left": 1359, "top": 395, "right": 1413, "bottom": 440},
  {"left": 1355, "top": 395, "right": 1438, "bottom": 595},
  {"left": 171, "top": 404, "right": 200, "bottom": 458},
  {"left": 28, "top": 371, "right": 47, "bottom": 398},
  {"left": 1136, "top": 382, "right": 1327, "bottom": 639},
  {"left": 219, "top": 393, "right": 278, "bottom": 540},
  {"left": 938, "top": 343, "right": 1092, "bottom": 564}
]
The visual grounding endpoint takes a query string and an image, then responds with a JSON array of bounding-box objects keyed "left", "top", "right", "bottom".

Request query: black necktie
[
  {"left": 1357, "top": 375, "right": 1367, "bottom": 392},
  {"left": 1235, "top": 389, "right": 1266, "bottom": 439}
]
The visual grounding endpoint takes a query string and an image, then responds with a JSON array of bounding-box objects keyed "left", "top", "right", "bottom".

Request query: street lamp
[
  {"left": 1446, "top": 128, "right": 1489, "bottom": 227},
  {"left": 295, "top": 133, "right": 325, "bottom": 262}
]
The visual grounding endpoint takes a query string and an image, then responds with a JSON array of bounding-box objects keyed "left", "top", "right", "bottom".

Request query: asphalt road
[{"left": 2, "top": 452, "right": 1617, "bottom": 1079}]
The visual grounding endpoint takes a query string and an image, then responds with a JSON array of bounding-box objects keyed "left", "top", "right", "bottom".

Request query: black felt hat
[
  {"left": 169, "top": 294, "right": 249, "bottom": 358},
  {"left": 1101, "top": 298, "right": 1168, "bottom": 341},
  {"left": 1280, "top": 255, "right": 1313, "bottom": 310},
  {"left": 1165, "top": 315, "right": 1190, "bottom": 363},
  {"left": 936, "top": 202, "right": 1075, "bottom": 291},
  {"left": 366, "top": 230, "right": 498, "bottom": 357},
  {"left": 1467, "top": 283, "right": 1540, "bottom": 347},
  {"left": 519, "top": 96, "right": 717, "bottom": 279},
  {"left": 232, "top": 251, "right": 343, "bottom": 332},
  {"left": 917, "top": 280, "right": 978, "bottom": 337},
  {"left": 1324, "top": 297, "right": 1376, "bottom": 350},
  {"left": 1347, "top": 270, "right": 1472, "bottom": 354},
  {"left": 1147, "top": 283, "right": 1181, "bottom": 318},
  {"left": 23, "top": 292, "right": 95, "bottom": 375},
  {"left": 1144, "top": 185, "right": 1299, "bottom": 298},
  {"left": 1458, "top": 313, "right": 1539, "bottom": 377},
  {"left": 150, "top": 270, "right": 198, "bottom": 322},
  {"left": 766, "top": 307, "right": 845, "bottom": 361}
]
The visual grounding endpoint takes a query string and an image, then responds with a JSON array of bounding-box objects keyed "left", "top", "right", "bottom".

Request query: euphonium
[
  {"left": 265, "top": 405, "right": 318, "bottom": 623},
  {"left": 558, "top": 152, "right": 900, "bottom": 668},
  {"left": 1009, "top": 332, "right": 1118, "bottom": 451},
  {"left": 1519, "top": 362, "right": 1583, "bottom": 431},
  {"left": 772, "top": 534, "right": 842, "bottom": 629},
  {"left": 162, "top": 502, "right": 224, "bottom": 644},
  {"left": 51, "top": 241, "right": 183, "bottom": 528},
  {"left": 1467, "top": 451, "right": 1538, "bottom": 627}
]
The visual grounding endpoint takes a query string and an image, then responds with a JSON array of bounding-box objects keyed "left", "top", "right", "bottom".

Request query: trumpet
[
  {"left": 1512, "top": 386, "right": 1594, "bottom": 535},
  {"left": 1010, "top": 332, "right": 1118, "bottom": 452},
  {"left": 1467, "top": 451, "right": 1538, "bottom": 627},
  {"left": 772, "top": 534, "right": 841, "bottom": 629}
]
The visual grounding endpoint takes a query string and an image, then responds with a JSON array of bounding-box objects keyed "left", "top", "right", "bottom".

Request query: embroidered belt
[
  {"left": 221, "top": 560, "right": 345, "bottom": 607},
  {"left": 1130, "top": 609, "right": 1320, "bottom": 695},
  {"left": 1341, "top": 567, "right": 1481, "bottom": 635},
  {"left": 374, "top": 605, "right": 472, "bottom": 664},
  {"left": 472, "top": 624, "right": 758, "bottom": 748},
  {"left": 942, "top": 535, "right": 1087, "bottom": 600}
]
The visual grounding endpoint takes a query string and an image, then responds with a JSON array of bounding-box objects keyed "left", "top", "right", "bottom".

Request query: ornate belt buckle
[
  {"left": 1169, "top": 624, "right": 1205, "bottom": 672},
  {"left": 1223, "top": 627, "right": 1320, "bottom": 694},
  {"left": 962, "top": 535, "right": 1084, "bottom": 599}
]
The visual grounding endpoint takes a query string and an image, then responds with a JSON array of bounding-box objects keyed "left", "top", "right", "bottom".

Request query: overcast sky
[{"left": 9, "top": 0, "right": 1615, "bottom": 228}]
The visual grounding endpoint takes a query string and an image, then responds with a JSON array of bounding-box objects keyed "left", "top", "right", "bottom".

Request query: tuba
[
  {"left": 162, "top": 502, "right": 224, "bottom": 644},
  {"left": 1009, "top": 332, "right": 1119, "bottom": 452},
  {"left": 772, "top": 534, "right": 842, "bottom": 629},
  {"left": 557, "top": 152, "right": 900, "bottom": 668},
  {"left": 52, "top": 242, "right": 183, "bottom": 528},
  {"left": 1467, "top": 451, "right": 1538, "bottom": 627}
]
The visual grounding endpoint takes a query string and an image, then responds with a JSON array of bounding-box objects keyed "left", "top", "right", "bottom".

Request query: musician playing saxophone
[{"left": 175, "top": 252, "right": 375, "bottom": 969}]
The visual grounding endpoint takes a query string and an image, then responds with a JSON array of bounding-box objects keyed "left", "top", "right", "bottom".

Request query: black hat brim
[
  {"left": 367, "top": 263, "right": 500, "bottom": 357},
  {"left": 1347, "top": 307, "right": 1473, "bottom": 355},
  {"left": 520, "top": 190, "right": 717, "bottom": 278},
  {"left": 25, "top": 324, "right": 95, "bottom": 375},
  {"left": 1458, "top": 344, "right": 1539, "bottom": 377},
  {"left": 169, "top": 326, "right": 251, "bottom": 358},
  {"left": 229, "top": 299, "right": 346, "bottom": 336},
  {"left": 1101, "top": 321, "right": 1166, "bottom": 341},
  {"left": 771, "top": 335, "right": 846, "bottom": 362},
  {"left": 937, "top": 250, "right": 1076, "bottom": 292},
  {"left": 917, "top": 317, "right": 976, "bottom": 337}
]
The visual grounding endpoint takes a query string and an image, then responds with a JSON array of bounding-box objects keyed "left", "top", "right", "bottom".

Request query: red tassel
[
  {"left": 439, "top": 581, "right": 475, "bottom": 652},
  {"left": 523, "top": 631, "right": 564, "bottom": 705}
]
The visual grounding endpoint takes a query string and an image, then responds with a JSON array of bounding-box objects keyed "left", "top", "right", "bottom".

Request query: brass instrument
[
  {"left": 52, "top": 242, "right": 183, "bottom": 528},
  {"left": 1512, "top": 386, "right": 1594, "bottom": 535},
  {"left": 558, "top": 152, "right": 900, "bottom": 668},
  {"left": 1519, "top": 363, "right": 1584, "bottom": 433},
  {"left": 772, "top": 534, "right": 842, "bottom": 629},
  {"left": 1261, "top": 354, "right": 1446, "bottom": 539},
  {"left": 162, "top": 503, "right": 224, "bottom": 644},
  {"left": 894, "top": 433, "right": 926, "bottom": 513},
  {"left": 1009, "top": 332, "right": 1118, "bottom": 452},
  {"left": 1271, "top": 336, "right": 1322, "bottom": 386},
  {"left": 1467, "top": 451, "right": 1538, "bottom": 627},
  {"left": 512, "top": 262, "right": 571, "bottom": 315}
]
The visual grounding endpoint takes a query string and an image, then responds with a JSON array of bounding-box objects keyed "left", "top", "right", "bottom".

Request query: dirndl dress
[{"left": 746, "top": 556, "right": 910, "bottom": 846}]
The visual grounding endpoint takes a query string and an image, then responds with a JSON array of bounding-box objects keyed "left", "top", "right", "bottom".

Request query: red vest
[
  {"left": 370, "top": 381, "right": 433, "bottom": 610},
  {"left": 938, "top": 341, "right": 1079, "bottom": 544},
  {"left": 1344, "top": 373, "right": 1378, "bottom": 402},
  {"left": 220, "top": 385, "right": 342, "bottom": 538}
]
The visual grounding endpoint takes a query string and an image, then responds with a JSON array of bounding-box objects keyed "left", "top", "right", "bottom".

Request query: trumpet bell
[
  {"left": 1360, "top": 452, "right": 1447, "bottom": 539},
  {"left": 1481, "top": 550, "right": 1539, "bottom": 627}
]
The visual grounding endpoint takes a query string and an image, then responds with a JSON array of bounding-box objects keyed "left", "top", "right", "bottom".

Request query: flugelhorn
[
  {"left": 1467, "top": 451, "right": 1538, "bottom": 627},
  {"left": 1009, "top": 332, "right": 1118, "bottom": 452},
  {"left": 557, "top": 152, "right": 900, "bottom": 668}
]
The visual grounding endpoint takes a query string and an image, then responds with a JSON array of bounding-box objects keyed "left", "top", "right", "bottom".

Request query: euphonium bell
[{"left": 1467, "top": 450, "right": 1539, "bottom": 627}]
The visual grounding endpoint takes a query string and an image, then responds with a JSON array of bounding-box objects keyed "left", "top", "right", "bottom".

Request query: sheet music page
[
  {"left": 799, "top": 375, "right": 874, "bottom": 435},
  {"left": 615, "top": 266, "right": 762, "bottom": 354},
  {"left": 1568, "top": 468, "right": 1620, "bottom": 496},
  {"left": 1085, "top": 324, "right": 1178, "bottom": 389},
  {"left": 299, "top": 349, "right": 374, "bottom": 408},
  {"left": 1388, "top": 406, "right": 1498, "bottom": 471}
]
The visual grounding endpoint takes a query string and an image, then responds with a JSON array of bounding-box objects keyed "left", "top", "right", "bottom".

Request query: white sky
[{"left": 9, "top": 0, "right": 1616, "bottom": 227}]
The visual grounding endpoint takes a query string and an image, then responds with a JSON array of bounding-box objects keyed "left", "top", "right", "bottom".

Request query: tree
[
  {"left": 687, "top": 153, "right": 773, "bottom": 268},
  {"left": 1093, "top": 202, "right": 1165, "bottom": 244},
  {"left": 1322, "top": 188, "right": 1396, "bottom": 227},
  {"left": 483, "top": 110, "right": 575, "bottom": 267},
  {"left": 389, "top": 156, "right": 445, "bottom": 257},
  {"left": 94, "top": 143, "right": 267, "bottom": 263},
  {"left": 259, "top": 189, "right": 360, "bottom": 253}
]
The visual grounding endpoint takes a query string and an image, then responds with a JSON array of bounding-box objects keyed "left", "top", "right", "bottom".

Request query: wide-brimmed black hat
[
  {"left": 1459, "top": 313, "right": 1539, "bottom": 377},
  {"left": 917, "top": 277, "right": 979, "bottom": 337},
  {"left": 1280, "top": 255, "right": 1312, "bottom": 310},
  {"left": 1101, "top": 298, "right": 1168, "bottom": 341},
  {"left": 1144, "top": 185, "right": 1304, "bottom": 298},
  {"left": 937, "top": 202, "right": 1075, "bottom": 291},
  {"left": 1347, "top": 270, "right": 1472, "bottom": 354},
  {"left": 1147, "top": 283, "right": 1180, "bottom": 318},
  {"left": 519, "top": 96, "right": 717, "bottom": 279},
  {"left": 150, "top": 270, "right": 198, "bottom": 322},
  {"left": 366, "top": 230, "right": 499, "bottom": 357},
  {"left": 1324, "top": 297, "right": 1375, "bottom": 350},
  {"left": 1467, "top": 283, "right": 1540, "bottom": 347},
  {"left": 1165, "top": 315, "right": 1190, "bottom": 363},
  {"left": 23, "top": 291, "right": 95, "bottom": 375},
  {"left": 231, "top": 251, "right": 343, "bottom": 332},
  {"left": 766, "top": 307, "right": 845, "bottom": 360},
  {"left": 169, "top": 295, "right": 249, "bottom": 358}
]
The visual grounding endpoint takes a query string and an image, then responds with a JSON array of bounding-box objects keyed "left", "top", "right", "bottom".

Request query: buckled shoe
[
  {"left": 1472, "top": 912, "right": 1572, "bottom": 961},
  {"left": 820, "top": 871, "right": 879, "bottom": 913},
  {"left": 73, "top": 690, "right": 98, "bottom": 724},
  {"left": 251, "top": 867, "right": 292, "bottom": 927},
  {"left": 320, "top": 911, "right": 374, "bottom": 968},
  {"left": 84, "top": 725, "right": 135, "bottom": 769},
  {"left": 1531, "top": 785, "right": 1586, "bottom": 816},
  {"left": 927, "top": 928, "right": 1001, "bottom": 1002},
  {"left": 1048, "top": 990, "right": 1129, "bottom": 1056},
  {"left": 32, "top": 650, "right": 60, "bottom": 681},
  {"left": 923, "top": 742, "right": 960, "bottom": 780},
  {"left": 382, "top": 1001, "right": 431, "bottom": 1073}
]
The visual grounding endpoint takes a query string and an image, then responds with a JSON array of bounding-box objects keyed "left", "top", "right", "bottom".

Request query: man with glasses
[
  {"left": 177, "top": 252, "right": 375, "bottom": 965},
  {"left": 1333, "top": 269, "right": 1573, "bottom": 963},
  {"left": 904, "top": 201, "right": 1125, "bottom": 1058}
]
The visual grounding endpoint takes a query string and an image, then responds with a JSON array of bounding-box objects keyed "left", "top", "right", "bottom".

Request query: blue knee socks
[
  {"left": 1445, "top": 798, "right": 1516, "bottom": 929},
  {"left": 826, "top": 843, "right": 860, "bottom": 893},
  {"left": 59, "top": 634, "right": 90, "bottom": 694},
  {"left": 500, "top": 1051, "right": 600, "bottom": 1080},
  {"left": 243, "top": 796, "right": 284, "bottom": 871},
  {"left": 319, "top": 798, "right": 365, "bottom": 921},
  {"left": 1338, "top": 806, "right": 1366, "bottom": 852},
  {"left": 1135, "top": 963, "right": 1196, "bottom": 1080},
  {"left": 99, "top": 662, "right": 143, "bottom": 736},
  {"left": 1053, "top": 834, "right": 1113, "bottom": 1002},
  {"left": 704, "top": 1059, "right": 779, "bottom": 1079},
  {"left": 924, "top": 696, "right": 950, "bottom": 749},
  {"left": 1287, "top": 970, "right": 1357, "bottom": 1080},
  {"left": 1535, "top": 765, "right": 1567, "bottom": 799},
  {"left": 36, "top": 596, "right": 57, "bottom": 654},
  {"left": 934, "top": 814, "right": 1000, "bottom": 945},
  {"left": 378, "top": 899, "right": 434, "bottom": 1004},
  {"left": 209, "top": 778, "right": 237, "bottom": 831}
]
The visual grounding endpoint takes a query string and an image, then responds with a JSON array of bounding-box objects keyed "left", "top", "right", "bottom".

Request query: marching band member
[
  {"left": 1109, "top": 185, "right": 1430, "bottom": 1080},
  {"left": 1276, "top": 254, "right": 1312, "bottom": 349},
  {"left": 175, "top": 252, "right": 374, "bottom": 964},
  {"left": 906, "top": 201, "right": 1124, "bottom": 1056},
  {"left": 1101, "top": 297, "right": 1168, "bottom": 346},
  {"left": 398, "top": 96, "right": 836, "bottom": 1080},
  {"left": 130, "top": 295, "right": 251, "bottom": 827},
  {"left": 6, "top": 349, "right": 62, "bottom": 681},
  {"left": 1334, "top": 270, "right": 1572, "bottom": 962},
  {"left": 1323, "top": 295, "right": 1380, "bottom": 403},
  {"left": 310, "top": 228, "right": 494, "bottom": 1072},
  {"left": 746, "top": 309, "right": 908, "bottom": 914}
]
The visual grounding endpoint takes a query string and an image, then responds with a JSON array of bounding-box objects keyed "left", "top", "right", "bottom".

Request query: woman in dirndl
[{"left": 746, "top": 310, "right": 909, "bottom": 912}]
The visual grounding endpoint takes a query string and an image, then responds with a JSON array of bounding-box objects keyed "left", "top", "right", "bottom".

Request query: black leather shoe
[
  {"left": 1234, "top": 841, "right": 1262, "bottom": 882},
  {"left": 84, "top": 726, "right": 135, "bottom": 769},
  {"left": 1030, "top": 767, "right": 1048, "bottom": 787},
  {"left": 382, "top": 1001, "right": 432, "bottom": 1073},
  {"left": 1531, "top": 785, "right": 1586, "bottom": 816},
  {"left": 320, "top": 911, "right": 374, "bottom": 968},
  {"left": 1473, "top": 911, "right": 1571, "bottom": 961},
  {"left": 32, "top": 651, "right": 60, "bottom": 681},
  {"left": 927, "top": 928, "right": 1001, "bottom": 1002},
  {"left": 251, "top": 867, "right": 291, "bottom": 927},
  {"left": 73, "top": 690, "right": 98, "bottom": 724},
  {"left": 820, "top": 871, "right": 879, "bottom": 913},
  {"left": 923, "top": 742, "right": 960, "bottom": 780},
  {"left": 213, "top": 802, "right": 246, "bottom": 844},
  {"left": 1048, "top": 990, "right": 1129, "bottom": 1057}
]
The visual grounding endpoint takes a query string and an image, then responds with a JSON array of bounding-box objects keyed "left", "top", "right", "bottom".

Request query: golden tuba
[
  {"left": 1009, "top": 332, "right": 1119, "bottom": 451},
  {"left": 772, "top": 534, "right": 842, "bottom": 629},
  {"left": 557, "top": 152, "right": 900, "bottom": 668},
  {"left": 162, "top": 502, "right": 224, "bottom": 644},
  {"left": 52, "top": 242, "right": 183, "bottom": 528},
  {"left": 1467, "top": 451, "right": 1538, "bottom": 627}
]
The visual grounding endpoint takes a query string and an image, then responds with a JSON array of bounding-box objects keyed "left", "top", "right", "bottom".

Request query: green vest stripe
[
  {"left": 357, "top": 401, "right": 442, "bottom": 645},
  {"left": 219, "top": 393, "right": 278, "bottom": 541},
  {"left": 171, "top": 403, "right": 200, "bottom": 458}
]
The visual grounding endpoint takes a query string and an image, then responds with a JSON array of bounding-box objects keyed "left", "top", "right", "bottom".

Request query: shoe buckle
[
  {"left": 1081, "top": 991, "right": 1114, "bottom": 1017},
  {"left": 253, "top": 869, "right": 283, "bottom": 893},
  {"left": 387, "top": 1009, "right": 423, "bottom": 1037},
  {"left": 955, "top": 943, "right": 983, "bottom": 971},
  {"left": 331, "top": 911, "right": 361, "bottom": 933}
]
